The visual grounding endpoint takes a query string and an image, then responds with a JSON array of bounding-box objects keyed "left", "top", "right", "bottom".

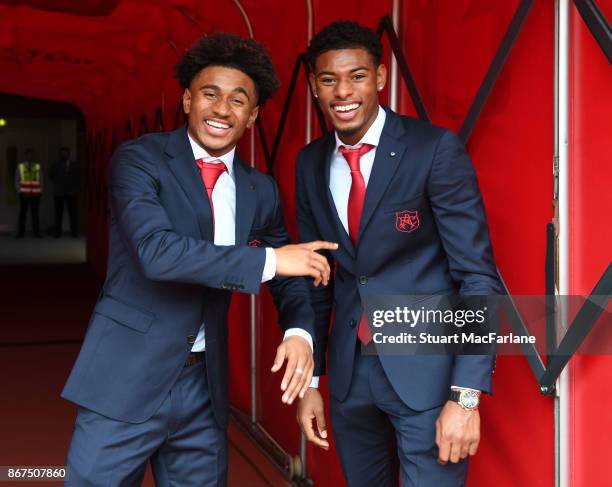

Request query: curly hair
[
  {"left": 307, "top": 21, "right": 382, "bottom": 70},
  {"left": 175, "top": 33, "right": 280, "bottom": 106}
]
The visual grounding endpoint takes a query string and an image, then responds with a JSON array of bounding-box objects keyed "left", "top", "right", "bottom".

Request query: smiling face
[
  {"left": 183, "top": 65, "right": 259, "bottom": 157},
  {"left": 310, "top": 48, "right": 386, "bottom": 146}
]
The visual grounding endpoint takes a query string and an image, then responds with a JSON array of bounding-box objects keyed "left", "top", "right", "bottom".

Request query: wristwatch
[{"left": 449, "top": 388, "right": 481, "bottom": 411}]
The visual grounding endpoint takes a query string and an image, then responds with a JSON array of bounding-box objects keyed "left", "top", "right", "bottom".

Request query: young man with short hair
[
  {"left": 296, "top": 21, "right": 501, "bottom": 486},
  {"left": 63, "top": 33, "right": 335, "bottom": 486}
]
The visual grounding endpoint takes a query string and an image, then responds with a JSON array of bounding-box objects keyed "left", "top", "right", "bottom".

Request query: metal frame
[
  {"left": 376, "top": 16, "right": 430, "bottom": 122},
  {"left": 555, "top": 2, "right": 570, "bottom": 485},
  {"left": 458, "top": 0, "right": 534, "bottom": 143},
  {"left": 573, "top": 0, "right": 612, "bottom": 63},
  {"left": 230, "top": 0, "right": 260, "bottom": 428}
]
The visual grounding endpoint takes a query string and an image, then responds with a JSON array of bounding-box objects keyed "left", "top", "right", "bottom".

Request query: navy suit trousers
[
  {"left": 330, "top": 353, "right": 467, "bottom": 487},
  {"left": 65, "top": 359, "right": 227, "bottom": 487}
]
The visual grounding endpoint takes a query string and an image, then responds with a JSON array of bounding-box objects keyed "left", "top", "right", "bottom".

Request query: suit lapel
[
  {"left": 358, "top": 112, "right": 406, "bottom": 240},
  {"left": 318, "top": 136, "right": 355, "bottom": 258},
  {"left": 165, "top": 127, "right": 214, "bottom": 241},
  {"left": 234, "top": 157, "right": 256, "bottom": 245}
]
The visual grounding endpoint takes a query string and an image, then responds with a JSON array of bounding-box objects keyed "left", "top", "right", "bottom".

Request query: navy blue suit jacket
[
  {"left": 62, "top": 126, "right": 314, "bottom": 427},
  {"left": 296, "top": 108, "right": 501, "bottom": 411}
]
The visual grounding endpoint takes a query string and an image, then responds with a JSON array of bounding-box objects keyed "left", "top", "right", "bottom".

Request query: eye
[
  {"left": 352, "top": 73, "right": 366, "bottom": 81},
  {"left": 231, "top": 98, "right": 245, "bottom": 106},
  {"left": 320, "top": 77, "right": 336, "bottom": 85},
  {"left": 204, "top": 92, "right": 217, "bottom": 100}
]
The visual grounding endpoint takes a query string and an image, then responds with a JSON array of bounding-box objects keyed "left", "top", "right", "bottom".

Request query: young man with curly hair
[
  {"left": 63, "top": 33, "right": 336, "bottom": 486},
  {"left": 295, "top": 21, "right": 501, "bottom": 486}
]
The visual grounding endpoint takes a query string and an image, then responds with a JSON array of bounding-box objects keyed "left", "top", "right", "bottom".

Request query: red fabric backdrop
[{"left": 2, "top": 1, "right": 610, "bottom": 485}]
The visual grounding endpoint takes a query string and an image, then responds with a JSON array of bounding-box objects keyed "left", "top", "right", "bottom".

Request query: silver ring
[{"left": 295, "top": 368, "right": 304, "bottom": 374}]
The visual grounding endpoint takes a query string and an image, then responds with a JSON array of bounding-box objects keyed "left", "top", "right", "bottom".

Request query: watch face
[{"left": 460, "top": 391, "right": 480, "bottom": 409}]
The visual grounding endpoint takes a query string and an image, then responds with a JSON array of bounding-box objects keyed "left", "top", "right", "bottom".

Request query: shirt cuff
[
  {"left": 261, "top": 247, "right": 276, "bottom": 283},
  {"left": 451, "top": 385, "right": 481, "bottom": 394},
  {"left": 283, "top": 328, "right": 313, "bottom": 352},
  {"left": 309, "top": 376, "right": 320, "bottom": 388}
]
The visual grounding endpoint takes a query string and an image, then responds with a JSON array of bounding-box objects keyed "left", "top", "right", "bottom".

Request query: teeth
[
  {"left": 206, "top": 120, "right": 230, "bottom": 129},
  {"left": 334, "top": 103, "right": 359, "bottom": 113}
]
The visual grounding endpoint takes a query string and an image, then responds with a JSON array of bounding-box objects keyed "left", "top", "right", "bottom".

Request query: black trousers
[
  {"left": 54, "top": 194, "right": 78, "bottom": 236},
  {"left": 17, "top": 195, "right": 41, "bottom": 236}
]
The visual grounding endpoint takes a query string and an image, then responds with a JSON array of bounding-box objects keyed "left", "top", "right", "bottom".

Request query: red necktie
[
  {"left": 339, "top": 143, "right": 374, "bottom": 344},
  {"left": 196, "top": 159, "right": 227, "bottom": 235}
]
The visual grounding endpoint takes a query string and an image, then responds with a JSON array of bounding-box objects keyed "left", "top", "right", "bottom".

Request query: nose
[
  {"left": 212, "top": 97, "right": 231, "bottom": 117},
  {"left": 334, "top": 77, "right": 353, "bottom": 99}
]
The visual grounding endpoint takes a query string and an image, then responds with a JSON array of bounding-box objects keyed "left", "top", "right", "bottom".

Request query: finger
[
  {"left": 468, "top": 439, "right": 479, "bottom": 456},
  {"left": 271, "top": 344, "right": 286, "bottom": 373},
  {"left": 308, "top": 264, "right": 325, "bottom": 287},
  {"left": 309, "top": 252, "right": 330, "bottom": 274},
  {"left": 304, "top": 241, "right": 338, "bottom": 252},
  {"left": 294, "top": 361, "right": 312, "bottom": 401},
  {"left": 285, "top": 360, "right": 307, "bottom": 404},
  {"left": 297, "top": 362, "right": 314, "bottom": 400},
  {"left": 308, "top": 256, "right": 329, "bottom": 286},
  {"left": 449, "top": 442, "right": 461, "bottom": 464},
  {"left": 307, "top": 254, "right": 328, "bottom": 277},
  {"left": 435, "top": 421, "right": 441, "bottom": 448},
  {"left": 314, "top": 407, "right": 328, "bottom": 440},
  {"left": 459, "top": 441, "right": 470, "bottom": 460},
  {"left": 299, "top": 363, "right": 314, "bottom": 399},
  {"left": 298, "top": 411, "right": 316, "bottom": 440},
  {"left": 437, "top": 438, "right": 450, "bottom": 464},
  {"left": 281, "top": 355, "right": 297, "bottom": 401},
  {"left": 303, "top": 415, "right": 329, "bottom": 449}
]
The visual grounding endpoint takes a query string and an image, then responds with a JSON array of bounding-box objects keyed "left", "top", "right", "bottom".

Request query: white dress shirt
[
  {"left": 329, "top": 105, "right": 387, "bottom": 232},
  {"left": 187, "top": 133, "right": 312, "bottom": 352}
]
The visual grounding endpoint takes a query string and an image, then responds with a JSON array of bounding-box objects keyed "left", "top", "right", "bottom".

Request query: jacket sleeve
[
  {"left": 295, "top": 152, "right": 334, "bottom": 376},
  {"left": 259, "top": 175, "right": 315, "bottom": 340},
  {"left": 108, "top": 140, "right": 266, "bottom": 294},
  {"left": 427, "top": 130, "right": 502, "bottom": 393}
]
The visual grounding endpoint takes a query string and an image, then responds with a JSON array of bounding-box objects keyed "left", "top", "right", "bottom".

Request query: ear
[
  {"left": 308, "top": 72, "right": 318, "bottom": 98},
  {"left": 182, "top": 88, "right": 191, "bottom": 114},
  {"left": 376, "top": 63, "right": 388, "bottom": 92},
  {"left": 246, "top": 105, "right": 259, "bottom": 129}
]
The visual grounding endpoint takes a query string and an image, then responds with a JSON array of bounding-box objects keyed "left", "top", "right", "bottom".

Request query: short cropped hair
[
  {"left": 307, "top": 21, "right": 383, "bottom": 70},
  {"left": 175, "top": 33, "right": 280, "bottom": 106}
]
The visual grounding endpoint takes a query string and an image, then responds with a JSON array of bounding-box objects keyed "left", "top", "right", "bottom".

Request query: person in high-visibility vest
[{"left": 15, "top": 148, "right": 43, "bottom": 238}]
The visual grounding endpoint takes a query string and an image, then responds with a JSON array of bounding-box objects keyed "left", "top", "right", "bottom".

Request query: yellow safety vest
[{"left": 19, "top": 163, "right": 42, "bottom": 195}]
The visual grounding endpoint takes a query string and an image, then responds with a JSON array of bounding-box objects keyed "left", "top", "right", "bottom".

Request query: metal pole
[
  {"left": 231, "top": 0, "right": 258, "bottom": 425},
  {"left": 249, "top": 126, "right": 257, "bottom": 424},
  {"left": 389, "top": 0, "right": 400, "bottom": 111},
  {"left": 554, "top": 1, "right": 570, "bottom": 486},
  {"left": 305, "top": 0, "right": 314, "bottom": 146},
  {"left": 299, "top": 0, "right": 315, "bottom": 478}
]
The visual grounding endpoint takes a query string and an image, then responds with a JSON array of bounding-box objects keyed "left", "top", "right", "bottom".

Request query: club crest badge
[
  {"left": 395, "top": 210, "right": 420, "bottom": 233},
  {"left": 248, "top": 239, "right": 262, "bottom": 247}
]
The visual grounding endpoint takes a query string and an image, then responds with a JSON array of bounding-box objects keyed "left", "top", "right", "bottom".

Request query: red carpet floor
[{"left": 0, "top": 263, "right": 293, "bottom": 486}]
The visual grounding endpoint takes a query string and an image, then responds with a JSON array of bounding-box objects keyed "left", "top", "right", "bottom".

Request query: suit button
[
  {"left": 349, "top": 319, "right": 357, "bottom": 328},
  {"left": 359, "top": 275, "right": 368, "bottom": 285},
  {"left": 187, "top": 334, "right": 196, "bottom": 344}
]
